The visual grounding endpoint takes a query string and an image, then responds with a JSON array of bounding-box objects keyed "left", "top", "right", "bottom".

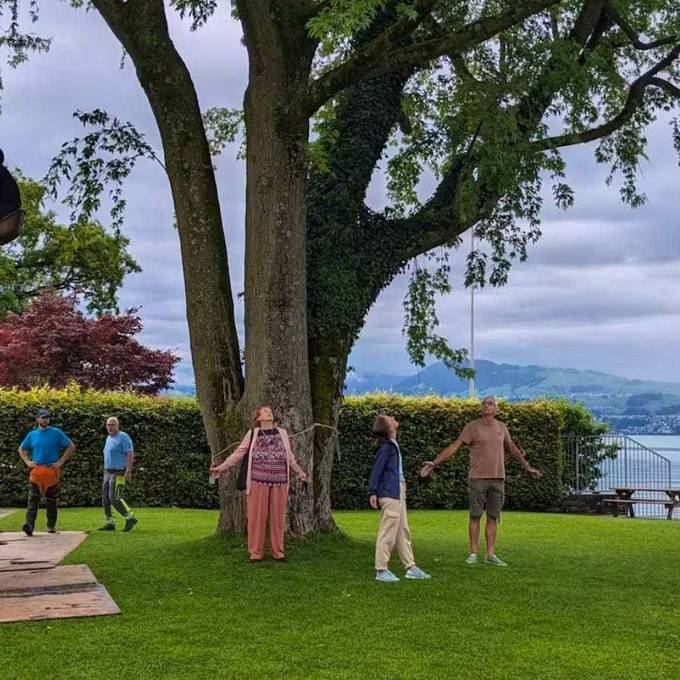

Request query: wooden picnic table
[{"left": 603, "top": 487, "right": 680, "bottom": 520}]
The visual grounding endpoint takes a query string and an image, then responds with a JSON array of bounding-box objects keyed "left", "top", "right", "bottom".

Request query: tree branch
[
  {"left": 385, "top": 0, "right": 608, "bottom": 257},
  {"left": 306, "top": 0, "right": 562, "bottom": 114},
  {"left": 649, "top": 76, "right": 680, "bottom": 99},
  {"left": 531, "top": 46, "right": 680, "bottom": 151},
  {"left": 606, "top": 2, "right": 679, "bottom": 51}
]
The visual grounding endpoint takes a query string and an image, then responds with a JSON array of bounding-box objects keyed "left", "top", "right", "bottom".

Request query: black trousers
[{"left": 26, "top": 483, "right": 59, "bottom": 529}]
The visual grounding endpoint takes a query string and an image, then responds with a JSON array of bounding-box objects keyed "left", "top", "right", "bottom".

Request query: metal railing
[{"left": 565, "top": 434, "right": 673, "bottom": 518}]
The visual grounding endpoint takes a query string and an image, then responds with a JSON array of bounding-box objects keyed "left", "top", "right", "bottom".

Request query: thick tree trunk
[
  {"left": 93, "top": 0, "right": 244, "bottom": 455},
  {"left": 309, "top": 335, "right": 353, "bottom": 531},
  {"left": 224, "top": 1, "right": 319, "bottom": 535}
]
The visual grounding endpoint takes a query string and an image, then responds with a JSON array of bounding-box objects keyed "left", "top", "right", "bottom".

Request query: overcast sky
[{"left": 1, "top": 3, "right": 679, "bottom": 384}]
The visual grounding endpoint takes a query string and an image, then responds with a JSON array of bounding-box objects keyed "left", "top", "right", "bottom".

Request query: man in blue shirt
[
  {"left": 99, "top": 416, "right": 138, "bottom": 532},
  {"left": 18, "top": 408, "right": 75, "bottom": 536}
]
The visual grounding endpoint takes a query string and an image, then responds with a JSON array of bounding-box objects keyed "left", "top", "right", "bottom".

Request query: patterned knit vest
[{"left": 250, "top": 429, "right": 288, "bottom": 486}]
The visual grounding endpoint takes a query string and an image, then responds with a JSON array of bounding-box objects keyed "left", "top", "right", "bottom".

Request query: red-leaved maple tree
[{"left": 0, "top": 292, "right": 179, "bottom": 394}]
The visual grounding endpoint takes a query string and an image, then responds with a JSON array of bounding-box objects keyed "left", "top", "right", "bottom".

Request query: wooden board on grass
[
  {"left": 0, "top": 532, "right": 87, "bottom": 572},
  {"left": 0, "top": 564, "right": 97, "bottom": 594},
  {"left": 0, "top": 583, "right": 120, "bottom": 623}
]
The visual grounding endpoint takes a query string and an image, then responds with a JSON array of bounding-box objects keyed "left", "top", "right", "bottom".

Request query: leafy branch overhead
[
  {"left": 0, "top": 0, "right": 50, "bottom": 70},
  {"left": 43, "top": 109, "right": 163, "bottom": 233}
]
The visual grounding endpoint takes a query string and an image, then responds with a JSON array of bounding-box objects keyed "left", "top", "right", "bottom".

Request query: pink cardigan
[{"left": 223, "top": 427, "right": 303, "bottom": 495}]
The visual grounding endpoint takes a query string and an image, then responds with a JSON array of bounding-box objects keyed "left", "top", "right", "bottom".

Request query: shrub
[
  {"left": 0, "top": 387, "right": 604, "bottom": 511},
  {"left": 0, "top": 385, "right": 214, "bottom": 509}
]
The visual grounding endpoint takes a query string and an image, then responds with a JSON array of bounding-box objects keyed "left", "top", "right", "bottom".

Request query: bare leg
[
  {"left": 485, "top": 517, "right": 498, "bottom": 558},
  {"left": 469, "top": 517, "right": 481, "bottom": 554}
]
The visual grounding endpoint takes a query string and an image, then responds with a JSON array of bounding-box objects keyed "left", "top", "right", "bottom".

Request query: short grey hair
[{"left": 106, "top": 416, "right": 119, "bottom": 425}]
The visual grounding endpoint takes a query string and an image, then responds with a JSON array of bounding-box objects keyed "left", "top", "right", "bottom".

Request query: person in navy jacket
[{"left": 368, "top": 414, "right": 431, "bottom": 583}]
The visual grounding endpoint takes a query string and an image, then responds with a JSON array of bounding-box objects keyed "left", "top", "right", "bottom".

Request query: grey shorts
[{"left": 468, "top": 478, "right": 505, "bottom": 519}]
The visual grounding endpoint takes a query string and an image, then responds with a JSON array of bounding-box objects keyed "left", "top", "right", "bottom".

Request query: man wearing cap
[
  {"left": 18, "top": 409, "right": 75, "bottom": 536},
  {"left": 419, "top": 396, "right": 542, "bottom": 567},
  {"left": 98, "top": 416, "right": 138, "bottom": 532}
]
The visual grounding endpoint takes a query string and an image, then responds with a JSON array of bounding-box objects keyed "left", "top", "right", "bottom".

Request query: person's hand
[
  {"left": 51, "top": 460, "right": 64, "bottom": 470},
  {"left": 419, "top": 461, "right": 435, "bottom": 478},
  {"left": 208, "top": 465, "right": 224, "bottom": 479},
  {"left": 25, "top": 460, "right": 36, "bottom": 469},
  {"left": 369, "top": 494, "right": 378, "bottom": 509},
  {"left": 526, "top": 466, "right": 542, "bottom": 479},
  {"left": 298, "top": 470, "right": 308, "bottom": 483}
]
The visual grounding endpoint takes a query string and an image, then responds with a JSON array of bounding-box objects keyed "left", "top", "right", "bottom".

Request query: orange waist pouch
[{"left": 29, "top": 465, "right": 60, "bottom": 493}]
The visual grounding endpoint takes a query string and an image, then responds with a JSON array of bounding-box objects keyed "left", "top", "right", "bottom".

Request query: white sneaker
[{"left": 405, "top": 566, "right": 432, "bottom": 580}]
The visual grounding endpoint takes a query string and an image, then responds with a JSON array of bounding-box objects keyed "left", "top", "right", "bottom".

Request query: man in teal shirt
[
  {"left": 18, "top": 409, "right": 75, "bottom": 535},
  {"left": 99, "top": 416, "right": 138, "bottom": 532}
]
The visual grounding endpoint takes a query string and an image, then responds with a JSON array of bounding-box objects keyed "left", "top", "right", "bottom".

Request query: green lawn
[{"left": 1, "top": 508, "right": 678, "bottom": 680}]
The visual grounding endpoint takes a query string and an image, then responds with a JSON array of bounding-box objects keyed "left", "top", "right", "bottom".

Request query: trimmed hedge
[
  {"left": 0, "top": 387, "right": 606, "bottom": 511},
  {"left": 0, "top": 385, "right": 215, "bottom": 510},
  {"left": 335, "top": 395, "right": 568, "bottom": 511}
]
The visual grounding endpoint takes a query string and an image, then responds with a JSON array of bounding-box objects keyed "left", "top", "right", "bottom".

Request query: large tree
[{"left": 4, "top": 0, "right": 680, "bottom": 534}]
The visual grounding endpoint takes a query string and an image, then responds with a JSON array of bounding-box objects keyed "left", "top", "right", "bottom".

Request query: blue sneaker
[
  {"left": 405, "top": 566, "right": 432, "bottom": 580},
  {"left": 375, "top": 569, "right": 400, "bottom": 583}
]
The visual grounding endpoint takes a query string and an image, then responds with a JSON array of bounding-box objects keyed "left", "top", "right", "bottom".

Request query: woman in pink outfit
[{"left": 209, "top": 406, "right": 307, "bottom": 561}]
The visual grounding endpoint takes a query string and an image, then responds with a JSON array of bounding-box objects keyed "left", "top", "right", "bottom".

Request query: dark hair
[{"left": 0, "top": 149, "right": 4, "bottom": 165}]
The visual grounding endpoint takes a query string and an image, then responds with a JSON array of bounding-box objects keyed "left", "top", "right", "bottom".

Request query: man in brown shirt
[{"left": 419, "top": 396, "right": 541, "bottom": 566}]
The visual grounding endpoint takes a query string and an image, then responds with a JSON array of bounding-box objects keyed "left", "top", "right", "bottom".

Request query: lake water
[{"left": 630, "top": 434, "right": 680, "bottom": 460}]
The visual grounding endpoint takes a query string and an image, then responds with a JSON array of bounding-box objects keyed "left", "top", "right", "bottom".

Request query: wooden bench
[
  {"left": 603, "top": 498, "right": 678, "bottom": 519},
  {"left": 603, "top": 487, "right": 680, "bottom": 519}
]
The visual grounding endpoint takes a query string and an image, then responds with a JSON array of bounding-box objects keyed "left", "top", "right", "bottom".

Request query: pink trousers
[{"left": 247, "top": 482, "right": 289, "bottom": 560}]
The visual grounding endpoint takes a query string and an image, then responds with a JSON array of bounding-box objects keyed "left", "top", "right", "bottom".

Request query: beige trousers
[{"left": 375, "top": 482, "right": 415, "bottom": 571}]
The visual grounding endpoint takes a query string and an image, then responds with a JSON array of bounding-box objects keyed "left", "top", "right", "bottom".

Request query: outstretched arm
[
  {"left": 505, "top": 433, "right": 542, "bottom": 478},
  {"left": 420, "top": 438, "right": 465, "bottom": 477},
  {"left": 280, "top": 429, "right": 307, "bottom": 482},
  {"left": 209, "top": 431, "right": 251, "bottom": 477}
]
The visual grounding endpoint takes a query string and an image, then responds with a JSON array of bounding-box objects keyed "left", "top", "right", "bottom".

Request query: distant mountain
[
  {"left": 344, "top": 372, "right": 411, "bottom": 394},
  {"left": 163, "top": 384, "right": 197, "bottom": 397},
  {"left": 164, "top": 360, "right": 680, "bottom": 433},
  {"left": 345, "top": 359, "right": 680, "bottom": 433},
  {"left": 347, "top": 359, "right": 680, "bottom": 399}
]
